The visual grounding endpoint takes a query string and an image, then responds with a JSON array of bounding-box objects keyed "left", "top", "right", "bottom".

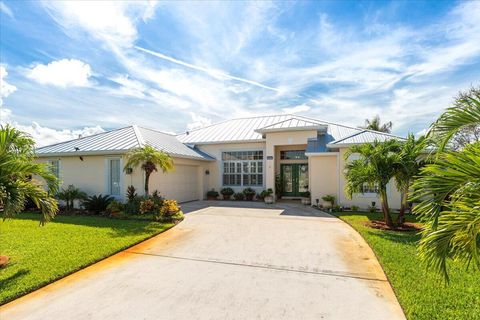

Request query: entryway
[{"left": 280, "top": 163, "right": 308, "bottom": 197}]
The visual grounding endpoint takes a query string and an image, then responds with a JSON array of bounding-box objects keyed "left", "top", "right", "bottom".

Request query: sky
[{"left": 1, "top": 0, "right": 479, "bottom": 146}]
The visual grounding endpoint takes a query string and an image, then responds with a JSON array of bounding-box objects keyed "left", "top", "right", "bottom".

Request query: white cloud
[
  {"left": 18, "top": 122, "right": 104, "bottom": 147},
  {"left": 186, "top": 113, "right": 212, "bottom": 131},
  {"left": 0, "top": 1, "right": 13, "bottom": 19},
  {"left": 43, "top": 1, "right": 158, "bottom": 48},
  {"left": 0, "top": 66, "right": 17, "bottom": 106},
  {"left": 27, "top": 59, "right": 92, "bottom": 87},
  {"left": 282, "top": 104, "right": 311, "bottom": 114}
]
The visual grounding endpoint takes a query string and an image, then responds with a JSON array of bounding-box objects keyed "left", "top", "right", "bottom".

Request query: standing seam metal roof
[{"left": 36, "top": 125, "right": 213, "bottom": 160}]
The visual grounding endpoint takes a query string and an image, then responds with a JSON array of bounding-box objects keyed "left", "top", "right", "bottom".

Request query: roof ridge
[
  {"left": 137, "top": 125, "right": 176, "bottom": 137},
  {"left": 36, "top": 125, "right": 134, "bottom": 151},
  {"left": 331, "top": 130, "right": 367, "bottom": 144},
  {"left": 132, "top": 125, "right": 145, "bottom": 146}
]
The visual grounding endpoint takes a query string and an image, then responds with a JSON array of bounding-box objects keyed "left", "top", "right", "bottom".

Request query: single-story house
[{"left": 36, "top": 114, "right": 405, "bottom": 209}]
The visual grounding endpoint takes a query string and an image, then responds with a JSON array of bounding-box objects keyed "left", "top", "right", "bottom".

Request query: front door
[{"left": 280, "top": 164, "right": 308, "bottom": 197}]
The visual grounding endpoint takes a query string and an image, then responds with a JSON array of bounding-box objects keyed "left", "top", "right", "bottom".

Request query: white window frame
[
  {"left": 47, "top": 159, "right": 61, "bottom": 179},
  {"left": 105, "top": 157, "right": 123, "bottom": 199},
  {"left": 221, "top": 150, "right": 264, "bottom": 187}
]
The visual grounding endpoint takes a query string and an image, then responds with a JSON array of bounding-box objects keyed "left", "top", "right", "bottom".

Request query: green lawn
[
  {"left": 336, "top": 211, "right": 480, "bottom": 320},
  {"left": 0, "top": 213, "right": 174, "bottom": 305}
]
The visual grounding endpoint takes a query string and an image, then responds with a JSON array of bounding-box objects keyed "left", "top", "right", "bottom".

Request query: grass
[
  {"left": 0, "top": 213, "right": 174, "bottom": 305},
  {"left": 335, "top": 211, "right": 480, "bottom": 320}
]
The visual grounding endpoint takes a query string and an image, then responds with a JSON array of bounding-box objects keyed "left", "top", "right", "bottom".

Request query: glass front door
[{"left": 280, "top": 164, "right": 308, "bottom": 197}]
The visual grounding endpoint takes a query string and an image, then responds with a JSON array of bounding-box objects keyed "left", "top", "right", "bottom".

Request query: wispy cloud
[
  {"left": 135, "top": 46, "right": 280, "bottom": 92},
  {"left": 0, "top": 1, "right": 13, "bottom": 19}
]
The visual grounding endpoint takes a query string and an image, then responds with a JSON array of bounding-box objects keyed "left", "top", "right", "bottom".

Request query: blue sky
[{"left": 1, "top": 1, "right": 479, "bottom": 146}]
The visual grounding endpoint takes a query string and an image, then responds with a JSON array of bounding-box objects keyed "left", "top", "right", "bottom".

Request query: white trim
[
  {"left": 219, "top": 148, "right": 266, "bottom": 188},
  {"left": 255, "top": 125, "right": 327, "bottom": 134},
  {"left": 37, "top": 150, "right": 214, "bottom": 161},
  {"left": 180, "top": 139, "right": 265, "bottom": 146},
  {"left": 132, "top": 125, "right": 146, "bottom": 146}
]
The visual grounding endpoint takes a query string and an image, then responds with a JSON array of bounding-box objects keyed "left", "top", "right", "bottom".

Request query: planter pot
[
  {"left": 301, "top": 198, "right": 311, "bottom": 205},
  {"left": 245, "top": 194, "right": 255, "bottom": 201},
  {"left": 264, "top": 195, "right": 274, "bottom": 204},
  {"left": 222, "top": 194, "right": 232, "bottom": 200},
  {"left": 207, "top": 196, "right": 218, "bottom": 200}
]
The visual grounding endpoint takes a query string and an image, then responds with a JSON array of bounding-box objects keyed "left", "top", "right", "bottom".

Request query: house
[{"left": 36, "top": 114, "right": 404, "bottom": 209}]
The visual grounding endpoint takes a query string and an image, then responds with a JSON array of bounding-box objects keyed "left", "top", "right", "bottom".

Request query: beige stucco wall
[
  {"left": 37, "top": 155, "right": 208, "bottom": 203},
  {"left": 338, "top": 148, "right": 402, "bottom": 210},
  {"left": 308, "top": 154, "right": 339, "bottom": 207},
  {"left": 196, "top": 142, "right": 266, "bottom": 196}
]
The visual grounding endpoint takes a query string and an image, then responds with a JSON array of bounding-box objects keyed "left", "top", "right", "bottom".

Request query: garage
[{"left": 149, "top": 164, "right": 200, "bottom": 203}]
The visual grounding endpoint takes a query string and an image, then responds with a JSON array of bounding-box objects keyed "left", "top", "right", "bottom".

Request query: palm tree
[
  {"left": 57, "top": 185, "right": 87, "bottom": 212},
  {"left": 394, "top": 134, "right": 426, "bottom": 225},
  {"left": 344, "top": 139, "right": 401, "bottom": 228},
  {"left": 412, "top": 87, "right": 480, "bottom": 281},
  {"left": 361, "top": 115, "right": 393, "bottom": 133},
  {"left": 0, "top": 125, "right": 59, "bottom": 224},
  {"left": 124, "top": 145, "right": 174, "bottom": 196}
]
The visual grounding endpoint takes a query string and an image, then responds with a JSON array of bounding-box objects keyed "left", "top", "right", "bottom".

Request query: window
[
  {"left": 109, "top": 159, "right": 121, "bottom": 196},
  {"left": 48, "top": 160, "right": 60, "bottom": 179},
  {"left": 362, "top": 183, "right": 379, "bottom": 194},
  {"left": 280, "top": 150, "right": 307, "bottom": 160},
  {"left": 222, "top": 151, "right": 263, "bottom": 186}
]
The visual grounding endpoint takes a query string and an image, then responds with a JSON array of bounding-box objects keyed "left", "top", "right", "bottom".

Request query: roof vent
[
  {"left": 186, "top": 131, "right": 189, "bottom": 135},
  {"left": 74, "top": 147, "right": 80, "bottom": 151},
  {"left": 78, "top": 134, "right": 82, "bottom": 139}
]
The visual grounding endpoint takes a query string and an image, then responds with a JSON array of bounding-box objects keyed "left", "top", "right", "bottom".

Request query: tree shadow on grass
[
  {"left": 365, "top": 228, "right": 421, "bottom": 244},
  {"left": 10, "top": 213, "right": 169, "bottom": 238},
  {"left": 0, "top": 269, "right": 30, "bottom": 292}
]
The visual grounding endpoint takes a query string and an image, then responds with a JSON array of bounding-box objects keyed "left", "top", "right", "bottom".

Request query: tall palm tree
[
  {"left": 361, "top": 115, "right": 393, "bottom": 133},
  {"left": 124, "top": 145, "right": 174, "bottom": 196},
  {"left": 412, "top": 87, "right": 480, "bottom": 281},
  {"left": 0, "top": 125, "right": 59, "bottom": 224},
  {"left": 394, "top": 134, "right": 426, "bottom": 225},
  {"left": 344, "top": 139, "right": 401, "bottom": 228}
]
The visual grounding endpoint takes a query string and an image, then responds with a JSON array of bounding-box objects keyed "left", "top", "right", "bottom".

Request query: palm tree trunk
[
  {"left": 379, "top": 188, "right": 394, "bottom": 228},
  {"left": 397, "top": 186, "right": 409, "bottom": 225},
  {"left": 144, "top": 171, "right": 150, "bottom": 196}
]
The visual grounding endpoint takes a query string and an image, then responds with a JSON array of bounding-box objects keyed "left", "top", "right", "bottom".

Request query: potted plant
[
  {"left": 300, "top": 191, "right": 311, "bottom": 205},
  {"left": 220, "top": 187, "right": 234, "bottom": 200},
  {"left": 243, "top": 187, "right": 256, "bottom": 201},
  {"left": 233, "top": 192, "right": 245, "bottom": 201},
  {"left": 321, "top": 195, "right": 335, "bottom": 208},
  {"left": 260, "top": 188, "right": 274, "bottom": 204},
  {"left": 206, "top": 189, "right": 219, "bottom": 200}
]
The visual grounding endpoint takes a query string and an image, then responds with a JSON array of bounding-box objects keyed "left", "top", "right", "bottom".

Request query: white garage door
[{"left": 150, "top": 165, "right": 199, "bottom": 203}]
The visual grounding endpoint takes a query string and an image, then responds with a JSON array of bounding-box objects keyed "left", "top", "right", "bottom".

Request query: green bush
[
  {"left": 107, "top": 200, "right": 124, "bottom": 217},
  {"left": 125, "top": 196, "right": 141, "bottom": 214},
  {"left": 126, "top": 185, "right": 137, "bottom": 202},
  {"left": 368, "top": 205, "right": 377, "bottom": 213},
  {"left": 322, "top": 195, "right": 336, "bottom": 207},
  {"left": 332, "top": 205, "right": 342, "bottom": 212},
  {"left": 351, "top": 205, "right": 359, "bottom": 211},
  {"left": 206, "top": 189, "right": 219, "bottom": 199},
  {"left": 233, "top": 192, "right": 245, "bottom": 200},
  {"left": 259, "top": 188, "right": 273, "bottom": 200},
  {"left": 83, "top": 195, "right": 114, "bottom": 215},
  {"left": 57, "top": 185, "right": 87, "bottom": 212},
  {"left": 220, "top": 187, "right": 234, "bottom": 196}
]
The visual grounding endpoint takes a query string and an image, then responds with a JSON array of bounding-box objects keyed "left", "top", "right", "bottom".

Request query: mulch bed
[{"left": 365, "top": 220, "right": 423, "bottom": 232}]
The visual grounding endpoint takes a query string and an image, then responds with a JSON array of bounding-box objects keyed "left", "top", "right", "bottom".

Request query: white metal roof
[
  {"left": 327, "top": 130, "right": 405, "bottom": 147},
  {"left": 177, "top": 114, "right": 384, "bottom": 145},
  {"left": 36, "top": 125, "right": 213, "bottom": 160},
  {"left": 255, "top": 118, "right": 328, "bottom": 133}
]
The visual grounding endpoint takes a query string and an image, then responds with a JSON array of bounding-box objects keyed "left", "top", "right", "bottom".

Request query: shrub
[
  {"left": 243, "top": 187, "right": 256, "bottom": 201},
  {"left": 332, "top": 205, "right": 342, "bottom": 212},
  {"left": 259, "top": 188, "right": 273, "bottom": 200},
  {"left": 83, "top": 195, "right": 114, "bottom": 214},
  {"left": 139, "top": 199, "right": 156, "bottom": 215},
  {"left": 159, "top": 199, "right": 180, "bottom": 217},
  {"left": 107, "top": 200, "right": 124, "bottom": 217},
  {"left": 368, "top": 205, "right": 377, "bottom": 213},
  {"left": 126, "top": 185, "right": 137, "bottom": 202},
  {"left": 57, "top": 185, "right": 87, "bottom": 212},
  {"left": 351, "top": 205, "right": 359, "bottom": 211},
  {"left": 220, "top": 187, "right": 234, "bottom": 196},
  {"left": 206, "top": 189, "right": 219, "bottom": 199},
  {"left": 150, "top": 190, "right": 164, "bottom": 207},
  {"left": 125, "top": 196, "right": 141, "bottom": 214},
  {"left": 233, "top": 192, "right": 245, "bottom": 200},
  {"left": 322, "top": 195, "right": 336, "bottom": 207}
]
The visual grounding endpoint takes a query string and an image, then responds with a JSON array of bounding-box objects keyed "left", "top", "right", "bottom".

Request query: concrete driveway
[{"left": 1, "top": 201, "right": 405, "bottom": 320}]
